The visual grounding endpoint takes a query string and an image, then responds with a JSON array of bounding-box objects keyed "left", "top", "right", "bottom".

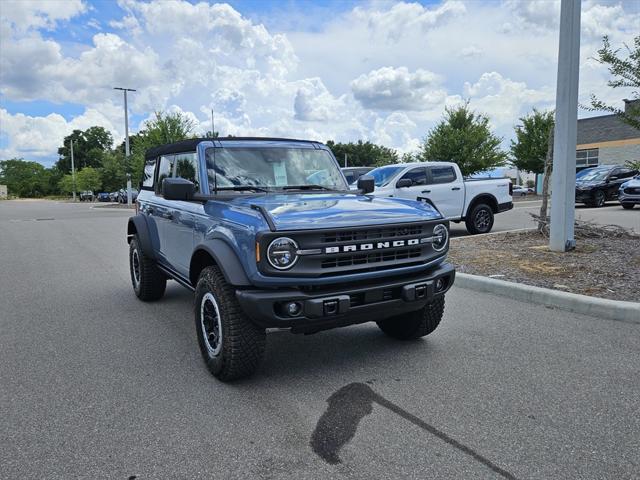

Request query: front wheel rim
[
  {"left": 475, "top": 209, "right": 491, "bottom": 231},
  {"left": 132, "top": 249, "right": 141, "bottom": 288},
  {"left": 200, "top": 292, "right": 223, "bottom": 356}
]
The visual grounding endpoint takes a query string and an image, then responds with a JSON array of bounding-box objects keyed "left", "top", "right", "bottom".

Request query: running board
[{"left": 157, "top": 263, "right": 195, "bottom": 292}]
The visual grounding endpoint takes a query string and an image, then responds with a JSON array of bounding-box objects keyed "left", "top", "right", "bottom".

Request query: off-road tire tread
[
  {"left": 196, "top": 266, "right": 265, "bottom": 381},
  {"left": 130, "top": 237, "right": 166, "bottom": 301},
  {"left": 465, "top": 203, "right": 494, "bottom": 235},
  {"left": 377, "top": 296, "right": 445, "bottom": 340}
]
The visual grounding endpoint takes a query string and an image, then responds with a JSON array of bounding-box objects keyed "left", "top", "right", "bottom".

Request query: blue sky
[{"left": 1, "top": 0, "right": 638, "bottom": 166}]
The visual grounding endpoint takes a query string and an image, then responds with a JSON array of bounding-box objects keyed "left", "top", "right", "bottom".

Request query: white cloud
[
  {"left": 0, "top": 0, "right": 87, "bottom": 32},
  {"left": 294, "top": 78, "right": 345, "bottom": 121},
  {"left": 351, "top": 67, "right": 447, "bottom": 111}
]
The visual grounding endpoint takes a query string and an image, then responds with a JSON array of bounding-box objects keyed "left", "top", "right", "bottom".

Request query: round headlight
[
  {"left": 267, "top": 237, "right": 299, "bottom": 270},
  {"left": 432, "top": 224, "right": 448, "bottom": 252}
]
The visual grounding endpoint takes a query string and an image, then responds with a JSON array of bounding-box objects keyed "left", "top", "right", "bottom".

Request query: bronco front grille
[
  {"left": 321, "top": 224, "right": 424, "bottom": 243},
  {"left": 321, "top": 247, "right": 422, "bottom": 269}
]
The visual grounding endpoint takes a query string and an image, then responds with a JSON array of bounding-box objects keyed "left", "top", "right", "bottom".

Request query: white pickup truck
[{"left": 365, "top": 162, "right": 513, "bottom": 234}]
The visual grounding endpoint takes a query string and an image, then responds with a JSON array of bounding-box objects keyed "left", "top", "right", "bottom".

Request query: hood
[
  {"left": 228, "top": 193, "right": 442, "bottom": 231},
  {"left": 622, "top": 177, "right": 640, "bottom": 188}
]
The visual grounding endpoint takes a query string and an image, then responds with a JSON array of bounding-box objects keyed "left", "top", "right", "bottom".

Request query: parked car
[
  {"left": 342, "top": 166, "right": 374, "bottom": 185},
  {"left": 619, "top": 174, "right": 640, "bottom": 209},
  {"left": 366, "top": 162, "right": 513, "bottom": 234},
  {"left": 79, "top": 190, "right": 94, "bottom": 202},
  {"left": 512, "top": 185, "right": 533, "bottom": 196},
  {"left": 109, "top": 191, "right": 119, "bottom": 202},
  {"left": 97, "top": 192, "right": 111, "bottom": 202},
  {"left": 118, "top": 188, "right": 138, "bottom": 203},
  {"left": 127, "top": 137, "right": 455, "bottom": 381},
  {"left": 575, "top": 165, "right": 638, "bottom": 207}
]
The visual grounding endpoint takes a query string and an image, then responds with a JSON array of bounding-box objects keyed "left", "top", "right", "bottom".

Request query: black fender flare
[
  {"left": 191, "top": 240, "right": 251, "bottom": 286},
  {"left": 127, "top": 215, "right": 155, "bottom": 259}
]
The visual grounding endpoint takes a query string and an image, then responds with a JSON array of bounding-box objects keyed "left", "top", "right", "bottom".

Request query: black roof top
[
  {"left": 577, "top": 114, "right": 640, "bottom": 145},
  {"left": 144, "top": 137, "right": 319, "bottom": 159}
]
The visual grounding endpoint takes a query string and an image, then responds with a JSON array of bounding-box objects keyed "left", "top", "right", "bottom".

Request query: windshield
[
  {"left": 365, "top": 166, "right": 404, "bottom": 187},
  {"left": 205, "top": 147, "right": 346, "bottom": 193},
  {"left": 578, "top": 169, "right": 610, "bottom": 182},
  {"left": 576, "top": 168, "right": 596, "bottom": 179}
]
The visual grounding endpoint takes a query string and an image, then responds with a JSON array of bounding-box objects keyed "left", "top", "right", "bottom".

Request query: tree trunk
[{"left": 538, "top": 128, "right": 554, "bottom": 232}]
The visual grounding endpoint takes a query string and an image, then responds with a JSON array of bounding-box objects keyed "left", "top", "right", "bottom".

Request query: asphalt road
[
  {"left": 1, "top": 200, "right": 639, "bottom": 479},
  {"left": 451, "top": 197, "right": 640, "bottom": 237}
]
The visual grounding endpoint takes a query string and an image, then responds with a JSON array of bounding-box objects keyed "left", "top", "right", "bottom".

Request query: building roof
[
  {"left": 577, "top": 114, "right": 640, "bottom": 145},
  {"left": 144, "top": 137, "right": 319, "bottom": 159}
]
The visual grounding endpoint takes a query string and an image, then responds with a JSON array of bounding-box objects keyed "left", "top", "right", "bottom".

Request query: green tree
[
  {"left": 75, "top": 167, "right": 102, "bottom": 192},
  {"left": 588, "top": 35, "right": 640, "bottom": 130},
  {"left": 138, "top": 110, "right": 196, "bottom": 147},
  {"left": 325, "top": 140, "right": 398, "bottom": 167},
  {"left": 58, "top": 174, "right": 75, "bottom": 195},
  {"left": 510, "top": 109, "right": 555, "bottom": 174},
  {"left": 419, "top": 103, "right": 507, "bottom": 177},
  {"left": 56, "top": 126, "right": 113, "bottom": 173},
  {"left": 0, "top": 159, "right": 51, "bottom": 197},
  {"left": 100, "top": 152, "right": 127, "bottom": 192}
]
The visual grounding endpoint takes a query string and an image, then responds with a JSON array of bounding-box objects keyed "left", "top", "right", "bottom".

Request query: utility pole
[
  {"left": 70, "top": 139, "right": 76, "bottom": 202},
  {"left": 344, "top": 153, "right": 348, "bottom": 168},
  {"left": 549, "top": 0, "right": 581, "bottom": 252},
  {"left": 114, "top": 87, "right": 136, "bottom": 206},
  {"left": 211, "top": 109, "right": 215, "bottom": 137}
]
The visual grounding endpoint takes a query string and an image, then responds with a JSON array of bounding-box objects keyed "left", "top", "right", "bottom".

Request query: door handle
[
  {"left": 451, "top": 187, "right": 461, "bottom": 191},
  {"left": 421, "top": 190, "right": 431, "bottom": 194}
]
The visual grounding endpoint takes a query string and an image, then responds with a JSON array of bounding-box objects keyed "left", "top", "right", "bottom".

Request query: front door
[{"left": 423, "top": 165, "right": 465, "bottom": 219}]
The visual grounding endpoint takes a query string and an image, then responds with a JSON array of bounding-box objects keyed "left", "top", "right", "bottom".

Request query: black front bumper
[
  {"left": 498, "top": 201, "right": 513, "bottom": 213},
  {"left": 236, "top": 263, "right": 455, "bottom": 333}
]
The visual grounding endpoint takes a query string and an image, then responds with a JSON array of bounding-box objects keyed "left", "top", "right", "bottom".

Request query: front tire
[
  {"left": 129, "top": 236, "right": 166, "bottom": 301},
  {"left": 195, "top": 266, "right": 266, "bottom": 381},
  {"left": 590, "top": 190, "right": 606, "bottom": 207},
  {"left": 622, "top": 203, "right": 634, "bottom": 210},
  {"left": 465, "top": 203, "right": 494, "bottom": 235},
  {"left": 377, "top": 296, "right": 445, "bottom": 340}
]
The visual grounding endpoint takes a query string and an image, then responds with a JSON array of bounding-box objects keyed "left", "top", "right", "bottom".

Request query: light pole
[
  {"left": 114, "top": 87, "right": 136, "bottom": 206},
  {"left": 549, "top": 0, "right": 581, "bottom": 252},
  {"left": 70, "top": 139, "right": 76, "bottom": 202}
]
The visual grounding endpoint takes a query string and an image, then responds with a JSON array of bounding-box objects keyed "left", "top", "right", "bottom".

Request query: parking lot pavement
[
  {"left": 451, "top": 199, "right": 639, "bottom": 237},
  {"left": 2, "top": 200, "right": 639, "bottom": 479}
]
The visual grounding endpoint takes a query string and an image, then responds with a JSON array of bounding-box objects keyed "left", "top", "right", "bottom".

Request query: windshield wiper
[
  {"left": 281, "top": 184, "right": 335, "bottom": 191},
  {"left": 216, "top": 186, "right": 270, "bottom": 193}
]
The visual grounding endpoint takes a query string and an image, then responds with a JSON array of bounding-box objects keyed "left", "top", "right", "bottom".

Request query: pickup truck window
[
  {"left": 429, "top": 166, "right": 456, "bottom": 184},
  {"left": 368, "top": 166, "right": 403, "bottom": 186},
  {"left": 399, "top": 168, "right": 427, "bottom": 186},
  {"left": 205, "top": 147, "right": 346, "bottom": 192}
]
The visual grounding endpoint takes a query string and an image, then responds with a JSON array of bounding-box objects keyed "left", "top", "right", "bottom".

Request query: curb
[{"left": 455, "top": 273, "right": 640, "bottom": 323}]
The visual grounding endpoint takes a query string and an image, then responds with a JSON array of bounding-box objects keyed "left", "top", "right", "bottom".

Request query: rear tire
[
  {"left": 377, "top": 296, "right": 445, "bottom": 340},
  {"left": 465, "top": 203, "right": 494, "bottom": 235},
  {"left": 622, "top": 203, "right": 634, "bottom": 210},
  {"left": 129, "top": 236, "right": 166, "bottom": 301},
  {"left": 195, "top": 266, "right": 266, "bottom": 381}
]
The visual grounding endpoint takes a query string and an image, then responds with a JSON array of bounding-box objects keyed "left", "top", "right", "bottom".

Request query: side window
[
  {"left": 156, "top": 155, "right": 175, "bottom": 194},
  {"left": 428, "top": 166, "right": 457, "bottom": 184},
  {"left": 174, "top": 152, "right": 200, "bottom": 190},
  {"left": 399, "top": 168, "right": 427, "bottom": 186},
  {"left": 344, "top": 172, "right": 355, "bottom": 184},
  {"left": 142, "top": 158, "right": 156, "bottom": 189},
  {"left": 619, "top": 168, "right": 635, "bottom": 179}
]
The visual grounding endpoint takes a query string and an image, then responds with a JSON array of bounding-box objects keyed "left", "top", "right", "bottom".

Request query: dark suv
[
  {"left": 575, "top": 165, "right": 638, "bottom": 207},
  {"left": 127, "top": 138, "right": 455, "bottom": 381}
]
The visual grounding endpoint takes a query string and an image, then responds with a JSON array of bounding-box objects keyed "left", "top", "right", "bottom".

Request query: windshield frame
[{"left": 204, "top": 145, "right": 349, "bottom": 194}]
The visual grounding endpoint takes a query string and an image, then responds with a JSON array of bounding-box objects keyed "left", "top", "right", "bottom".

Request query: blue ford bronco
[{"left": 127, "top": 138, "right": 455, "bottom": 381}]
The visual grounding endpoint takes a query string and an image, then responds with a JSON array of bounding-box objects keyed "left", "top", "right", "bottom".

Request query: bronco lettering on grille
[{"left": 325, "top": 238, "right": 421, "bottom": 254}]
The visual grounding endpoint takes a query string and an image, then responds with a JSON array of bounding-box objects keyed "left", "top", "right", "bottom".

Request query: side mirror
[
  {"left": 163, "top": 177, "right": 195, "bottom": 201},
  {"left": 396, "top": 178, "right": 413, "bottom": 188},
  {"left": 609, "top": 175, "right": 619, "bottom": 181},
  {"left": 357, "top": 174, "right": 375, "bottom": 194}
]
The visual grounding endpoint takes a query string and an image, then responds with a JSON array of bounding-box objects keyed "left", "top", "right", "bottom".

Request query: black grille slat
[{"left": 322, "top": 225, "right": 424, "bottom": 243}]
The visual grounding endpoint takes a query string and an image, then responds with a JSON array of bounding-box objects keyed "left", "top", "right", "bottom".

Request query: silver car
[{"left": 619, "top": 175, "right": 640, "bottom": 209}]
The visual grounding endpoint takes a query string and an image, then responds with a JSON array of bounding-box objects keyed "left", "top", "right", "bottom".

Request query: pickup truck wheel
[
  {"left": 129, "top": 237, "right": 166, "bottom": 301},
  {"left": 376, "top": 296, "right": 445, "bottom": 340},
  {"left": 465, "top": 204, "right": 494, "bottom": 234},
  {"left": 195, "top": 266, "right": 266, "bottom": 381}
]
